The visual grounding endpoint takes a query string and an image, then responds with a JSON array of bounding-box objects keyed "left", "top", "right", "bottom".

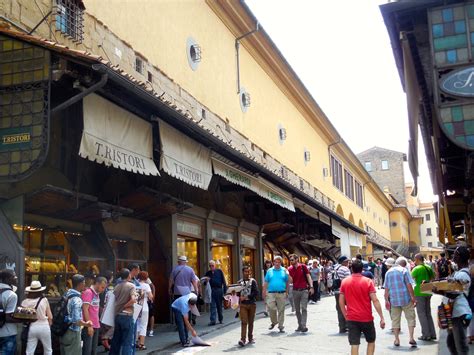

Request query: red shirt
[
  {"left": 340, "top": 274, "right": 376, "bottom": 322},
  {"left": 288, "top": 263, "right": 310, "bottom": 289}
]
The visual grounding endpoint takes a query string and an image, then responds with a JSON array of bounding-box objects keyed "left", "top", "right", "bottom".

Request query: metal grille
[
  {"left": 0, "top": 35, "right": 51, "bottom": 182},
  {"left": 55, "top": 0, "right": 84, "bottom": 42}
]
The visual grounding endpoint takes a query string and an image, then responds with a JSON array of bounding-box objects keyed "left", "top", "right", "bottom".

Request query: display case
[
  {"left": 177, "top": 237, "right": 200, "bottom": 276},
  {"left": 211, "top": 242, "right": 233, "bottom": 284},
  {"left": 109, "top": 236, "right": 146, "bottom": 272}
]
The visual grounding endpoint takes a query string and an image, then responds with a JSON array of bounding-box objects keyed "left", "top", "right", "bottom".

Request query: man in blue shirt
[
  {"left": 60, "top": 274, "right": 93, "bottom": 355},
  {"left": 262, "top": 256, "right": 291, "bottom": 333},
  {"left": 171, "top": 293, "right": 200, "bottom": 347},
  {"left": 204, "top": 260, "right": 227, "bottom": 326}
]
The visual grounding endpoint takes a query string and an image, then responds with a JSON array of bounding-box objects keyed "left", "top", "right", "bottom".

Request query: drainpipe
[
  {"left": 235, "top": 22, "right": 259, "bottom": 94},
  {"left": 51, "top": 72, "right": 108, "bottom": 114}
]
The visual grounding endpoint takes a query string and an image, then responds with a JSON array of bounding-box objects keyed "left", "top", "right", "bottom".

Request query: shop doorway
[{"left": 211, "top": 243, "right": 233, "bottom": 284}]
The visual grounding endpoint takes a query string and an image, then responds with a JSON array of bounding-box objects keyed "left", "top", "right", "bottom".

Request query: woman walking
[
  {"left": 21, "top": 281, "right": 52, "bottom": 355},
  {"left": 136, "top": 271, "right": 153, "bottom": 351}
]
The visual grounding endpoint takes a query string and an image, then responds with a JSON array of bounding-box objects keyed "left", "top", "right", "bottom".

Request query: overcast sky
[{"left": 245, "top": 0, "right": 436, "bottom": 203}]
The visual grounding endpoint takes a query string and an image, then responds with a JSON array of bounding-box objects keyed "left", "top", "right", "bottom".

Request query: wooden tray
[{"left": 420, "top": 280, "right": 464, "bottom": 294}]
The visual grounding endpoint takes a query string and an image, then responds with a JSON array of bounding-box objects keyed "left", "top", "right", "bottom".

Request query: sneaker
[
  {"left": 248, "top": 338, "right": 255, "bottom": 344},
  {"left": 308, "top": 301, "right": 316, "bottom": 305},
  {"left": 219, "top": 320, "right": 223, "bottom": 324},
  {"left": 147, "top": 330, "right": 154, "bottom": 337},
  {"left": 279, "top": 327, "right": 285, "bottom": 333},
  {"left": 301, "top": 327, "right": 308, "bottom": 333},
  {"left": 183, "top": 341, "right": 193, "bottom": 347},
  {"left": 208, "top": 322, "right": 216, "bottom": 326},
  {"left": 295, "top": 327, "right": 302, "bottom": 332},
  {"left": 238, "top": 340, "right": 245, "bottom": 347},
  {"left": 268, "top": 323, "right": 277, "bottom": 330}
]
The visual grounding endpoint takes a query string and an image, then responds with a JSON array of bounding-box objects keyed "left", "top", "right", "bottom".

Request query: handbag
[
  {"left": 223, "top": 297, "right": 231, "bottom": 309},
  {"left": 21, "top": 297, "right": 43, "bottom": 343}
]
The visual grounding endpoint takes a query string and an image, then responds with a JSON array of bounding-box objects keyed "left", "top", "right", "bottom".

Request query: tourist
[
  {"left": 425, "top": 255, "right": 436, "bottom": 274},
  {"left": 437, "top": 252, "right": 451, "bottom": 279},
  {"left": 334, "top": 256, "right": 351, "bottom": 333},
  {"left": 171, "top": 293, "right": 199, "bottom": 347},
  {"left": 136, "top": 271, "right": 153, "bottom": 351},
  {"left": 237, "top": 265, "right": 259, "bottom": 347},
  {"left": 100, "top": 271, "right": 114, "bottom": 351},
  {"left": 81, "top": 276, "right": 107, "bottom": 355},
  {"left": 0, "top": 269, "right": 19, "bottom": 355},
  {"left": 262, "top": 256, "right": 290, "bottom": 333},
  {"left": 384, "top": 257, "right": 417, "bottom": 348},
  {"left": 434, "top": 246, "right": 472, "bottom": 355},
  {"left": 411, "top": 253, "right": 436, "bottom": 341},
  {"left": 309, "top": 259, "right": 321, "bottom": 303},
  {"left": 205, "top": 260, "right": 227, "bottom": 326},
  {"left": 60, "top": 274, "right": 93, "bottom": 355},
  {"left": 324, "top": 260, "right": 335, "bottom": 295},
  {"left": 263, "top": 260, "right": 273, "bottom": 317},
  {"left": 147, "top": 277, "right": 156, "bottom": 337},
  {"left": 288, "top": 254, "right": 313, "bottom": 332},
  {"left": 339, "top": 259, "right": 385, "bottom": 355},
  {"left": 22, "top": 280, "right": 52, "bottom": 355},
  {"left": 374, "top": 259, "right": 383, "bottom": 288},
  {"left": 169, "top": 256, "right": 199, "bottom": 301},
  {"left": 110, "top": 268, "right": 137, "bottom": 355}
]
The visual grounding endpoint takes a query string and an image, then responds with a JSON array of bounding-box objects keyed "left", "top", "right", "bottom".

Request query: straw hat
[{"left": 25, "top": 280, "right": 46, "bottom": 292}]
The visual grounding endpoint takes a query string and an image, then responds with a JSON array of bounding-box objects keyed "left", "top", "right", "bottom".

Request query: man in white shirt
[{"left": 0, "top": 269, "right": 19, "bottom": 355}]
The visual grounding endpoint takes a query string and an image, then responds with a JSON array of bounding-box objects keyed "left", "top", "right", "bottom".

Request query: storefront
[
  {"left": 211, "top": 223, "right": 235, "bottom": 284},
  {"left": 241, "top": 231, "right": 257, "bottom": 275},
  {"left": 176, "top": 216, "right": 204, "bottom": 276}
]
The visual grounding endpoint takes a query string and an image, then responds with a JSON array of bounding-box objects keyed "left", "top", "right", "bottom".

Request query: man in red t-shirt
[
  {"left": 288, "top": 254, "right": 313, "bottom": 333},
  {"left": 339, "top": 259, "right": 385, "bottom": 355}
]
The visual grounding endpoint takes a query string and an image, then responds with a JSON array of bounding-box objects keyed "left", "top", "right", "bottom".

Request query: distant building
[
  {"left": 419, "top": 202, "right": 442, "bottom": 257},
  {"left": 357, "top": 147, "right": 407, "bottom": 205}
]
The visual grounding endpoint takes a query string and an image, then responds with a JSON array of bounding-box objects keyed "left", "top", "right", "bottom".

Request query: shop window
[
  {"left": 177, "top": 237, "right": 200, "bottom": 276},
  {"left": 242, "top": 247, "right": 255, "bottom": 274},
  {"left": 212, "top": 243, "right": 232, "bottom": 284},
  {"left": 331, "top": 155, "right": 343, "bottom": 192},
  {"left": 55, "top": 0, "right": 84, "bottom": 42},
  {"left": 109, "top": 235, "right": 146, "bottom": 269}
]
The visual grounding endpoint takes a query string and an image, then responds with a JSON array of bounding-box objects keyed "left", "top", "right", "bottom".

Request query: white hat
[
  {"left": 178, "top": 255, "right": 188, "bottom": 262},
  {"left": 25, "top": 280, "right": 46, "bottom": 292},
  {"left": 188, "top": 293, "right": 200, "bottom": 316},
  {"left": 385, "top": 257, "right": 395, "bottom": 267}
]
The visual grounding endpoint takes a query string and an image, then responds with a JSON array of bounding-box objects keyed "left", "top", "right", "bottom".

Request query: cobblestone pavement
[{"left": 153, "top": 290, "right": 462, "bottom": 355}]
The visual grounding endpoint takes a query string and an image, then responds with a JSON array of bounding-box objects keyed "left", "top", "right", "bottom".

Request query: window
[
  {"left": 427, "top": 227, "right": 432, "bottom": 236},
  {"left": 331, "top": 155, "right": 343, "bottom": 191},
  {"left": 147, "top": 71, "right": 153, "bottom": 83},
  {"left": 55, "top": 0, "right": 84, "bottom": 42},
  {"left": 355, "top": 180, "right": 363, "bottom": 208},
  {"left": 428, "top": 242, "right": 433, "bottom": 247},
  {"left": 344, "top": 169, "right": 354, "bottom": 200},
  {"left": 135, "top": 57, "right": 144, "bottom": 74},
  {"left": 425, "top": 213, "right": 431, "bottom": 221},
  {"left": 381, "top": 160, "right": 389, "bottom": 170},
  {"left": 364, "top": 161, "right": 372, "bottom": 172}
]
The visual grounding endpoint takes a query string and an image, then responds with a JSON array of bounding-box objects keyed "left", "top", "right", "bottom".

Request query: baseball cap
[
  {"left": 385, "top": 257, "right": 395, "bottom": 266},
  {"left": 178, "top": 255, "right": 188, "bottom": 262},
  {"left": 338, "top": 256, "right": 348, "bottom": 264},
  {"left": 188, "top": 293, "right": 200, "bottom": 316}
]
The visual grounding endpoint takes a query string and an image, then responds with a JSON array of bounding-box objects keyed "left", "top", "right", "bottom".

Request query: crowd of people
[{"left": 0, "top": 247, "right": 472, "bottom": 354}]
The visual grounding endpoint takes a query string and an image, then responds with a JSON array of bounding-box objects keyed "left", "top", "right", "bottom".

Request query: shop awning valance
[
  {"left": 80, "top": 94, "right": 159, "bottom": 176},
  {"left": 212, "top": 158, "right": 295, "bottom": 212},
  {"left": 293, "top": 197, "right": 330, "bottom": 225},
  {"left": 159, "top": 120, "right": 212, "bottom": 190}
]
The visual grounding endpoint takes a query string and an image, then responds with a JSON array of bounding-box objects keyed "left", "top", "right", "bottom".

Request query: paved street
[{"left": 152, "top": 290, "right": 458, "bottom": 355}]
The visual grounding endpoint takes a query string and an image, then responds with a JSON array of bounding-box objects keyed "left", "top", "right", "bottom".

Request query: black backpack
[
  {"left": 333, "top": 266, "right": 342, "bottom": 290},
  {"left": 51, "top": 293, "right": 80, "bottom": 336}
]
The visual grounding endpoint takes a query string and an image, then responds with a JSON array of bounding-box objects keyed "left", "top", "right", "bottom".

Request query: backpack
[
  {"left": 51, "top": 293, "right": 80, "bottom": 336},
  {"left": 0, "top": 288, "right": 12, "bottom": 328},
  {"left": 332, "top": 266, "right": 342, "bottom": 290},
  {"left": 459, "top": 269, "right": 474, "bottom": 312},
  {"left": 438, "top": 259, "right": 450, "bottom": 278}
]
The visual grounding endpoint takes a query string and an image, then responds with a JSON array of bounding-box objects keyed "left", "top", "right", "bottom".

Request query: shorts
[
  {"left": 390, "top": 303, "right": 416, "bottom": 329},
  {"left": 347, "top": 321, "right": 376, "bottom": 345}
]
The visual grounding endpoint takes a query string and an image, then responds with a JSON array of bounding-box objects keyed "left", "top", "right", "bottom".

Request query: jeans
[
  {"left": 0, "top": 335, "right": 16, "bottom": 355},
  {"left": 240, "top": 303, "right": 256, "bottom": 342},
  {"left": 60, "top": 329, "right": 81, "bottom": 355},
  {"left": 311, "top": 281, "right": 320, "bottom": 302},
  {"left": 110, "top": 314, "right": 134, "bottom": 355},
  {"left": 173, "top": 308, "right": 188, "bottom": 345},
  {"left": 447, "top": 316, "right": 469, "bottom": 355},
  {"left": 415, "top": 296, "right": 436, "bottom": 338},
  {"left": 82, "top": 327, "right": 100, "bottom": 355},
  {"left": 210, "top": 288, "right": 224, "bottom": 323},
  {"left": 335, "top": 293, "right": 347, "bottom": 332},
  {"left": 293, "top": 289, "right": 309, "bottom": 328}
]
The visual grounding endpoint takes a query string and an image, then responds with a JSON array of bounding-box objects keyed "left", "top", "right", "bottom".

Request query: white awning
[
  {"left": 159, "top": 120, "right": 212, "bottom": 190},
  {"left": 80, "top": 94, "right": 159, "bottom": 176},
  {"left": 212, "top": 157, "right": 295, "bottom": 212}
]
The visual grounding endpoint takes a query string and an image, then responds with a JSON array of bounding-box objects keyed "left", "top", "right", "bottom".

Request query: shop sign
[
  {"left": 212, "top": 228, "right": 233, "bottom": 242},
  {"left": 177, "top": 220, "right": 201, "bottom": 237},
  {"left": 0, "top": 128, "right": 31, "bottom": 151},
  {"left": 440, "top": 67, "right": 474, "bottom": 97},
  {"left": 241, "top": 233, "right": 256, "bottom": 248}
]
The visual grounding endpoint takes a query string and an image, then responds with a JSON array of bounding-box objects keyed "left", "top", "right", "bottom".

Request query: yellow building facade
[{"left": 0, "top": 0, "right": 407, "bottom": 258}]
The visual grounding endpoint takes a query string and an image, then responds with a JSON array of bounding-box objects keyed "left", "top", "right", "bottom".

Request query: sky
[{"left": 245, "top": 0, "right": 436, "bottom": 203}]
